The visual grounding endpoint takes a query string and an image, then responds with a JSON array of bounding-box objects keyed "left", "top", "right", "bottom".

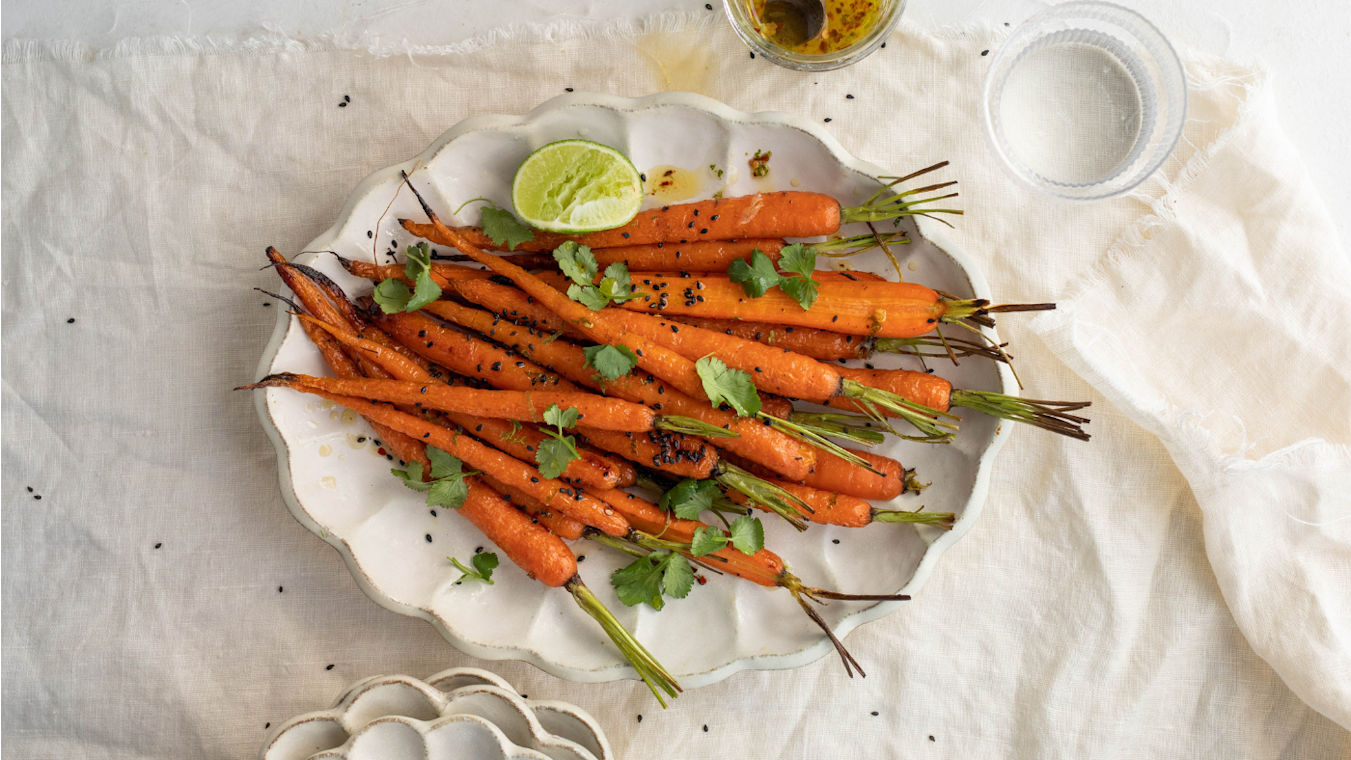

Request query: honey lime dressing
[{"left": 752, "top": 0, "right": 882, "bottom": 55}]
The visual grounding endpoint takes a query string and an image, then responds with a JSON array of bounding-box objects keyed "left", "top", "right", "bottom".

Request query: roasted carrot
[
  {"left": 449, "top": 239, "right": 788, "bottom": 271},
  {"left": 334, "top": 256, "right": 494, "bottom": 289},
  {"left": 457, "top": 416, "right": 626, "bottom": 491},
  {"left": 724, "top": 477, "right": 953, "bottom": 529},
  {"left": 478, "top": 474, "right": 587, "bottom": 541},
  {"left": 252, "top": 373, "right": 732, "bottom": 437},
  {"left": 823, "top": 366, "right": 1092, "bottom": 440},
  {"left": 426, "top": 291, "right": 817, "bottom": 481},
  {"left": 456, "top": 477, "right": 579, "bottom": 586},
  {"left": 580, "top": 442, "right": 638, "bottom": 488},
  {"left": 401, "top": 169, "right": 957, "bottom": 249},
  {"left": 371, "top": 307, "right": 581, "bottom": 392},
  {"left": 722, "top": 446, "right": 921, "bottom": 502},
  {"left": 576, "top": 428, "right": 717, "bottom": 480}
]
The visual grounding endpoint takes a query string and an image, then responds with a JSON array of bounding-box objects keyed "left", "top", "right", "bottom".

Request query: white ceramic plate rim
[{"left": 253, "top": 91, "right": 1014, "bottom": 687}]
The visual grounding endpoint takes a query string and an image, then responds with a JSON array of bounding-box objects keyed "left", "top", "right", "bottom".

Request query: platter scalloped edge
[{"left": 253, "top": 91, "right": 1015, "bottom": 689}]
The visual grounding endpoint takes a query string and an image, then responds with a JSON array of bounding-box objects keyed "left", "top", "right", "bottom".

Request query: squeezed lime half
[{"left": 510, "top": 139, "right": 643, "bottom": 234}]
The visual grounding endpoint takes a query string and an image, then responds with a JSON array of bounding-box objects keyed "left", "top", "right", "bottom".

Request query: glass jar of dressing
[{"left": 722, "top": 0, "right": 906, "bottom": 71}]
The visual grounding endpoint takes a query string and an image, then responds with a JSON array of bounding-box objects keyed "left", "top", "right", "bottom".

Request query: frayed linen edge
[{"left": 1, "top": 15, "right": 1015, "bottom": 65}]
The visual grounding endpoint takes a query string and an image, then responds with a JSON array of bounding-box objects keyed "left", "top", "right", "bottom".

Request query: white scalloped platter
[{"left": 254, "top": 92, "right": 1014, "bottom": 689}]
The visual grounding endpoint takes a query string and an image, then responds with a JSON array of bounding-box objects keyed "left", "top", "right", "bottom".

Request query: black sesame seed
[
  {"left": 425, "top": 534, "right": 433, "bottom": 543},
  {"left": 832, "top": 315, "right": 839, "bottom": 322},
  {"left": 492, "top": 362, "right": 502, "bottom": 371},
  {"left": 476, "top": 546, "right": 484, "bottom": 553},
  {"left": 832, "top": 538, "right": 840, "bottom": 544},
  {"left": 265, "top": 723, "right": 271, "bottom": 729},
  {"left": 338, "top": 101, "right": 347, "bottom": 107},
  {"left": 705, "top": 2, "right": 712, "bottom": 8},
  {"left": 871, "top": 711, "right": 879, "bottom": 716},
  {"left": 622, "top": 232, "right": 631, "bottom": 238},
  {"left": 565, "top": 87, "right": 574, "bottom": 92},
  {"left": 578, "top": 555, "right": 586, "bottom": 562},
  {"left": 824, "top": 117, "right": 832, "bottom": 123},
  {"left": 154, "top": 542, "right": 162, "bottom": 549},
  {"left": 846, "top": 94, "right": 854, "bottom": 99},
  {"left": 750, "top": 51, "right": 755, "bottom": 59},
  {"left": 637, "top": 715, "right": 643, "bottom": 723},
  {"left": 693, "top": 209, "right": 699, "bottom": 216},
  {"left": 430, "top": 510, "right": 437, "bottom": 517},
  {"left": 640, "top": 173, "right": 647, "bottom": 182},
  {"left": 66, "top": 317, "right": 76, "bottom": 323},
  {"left": 26, "top": 487, "right": 32, "bottom": 492},
  {"left": 981, "top": 49, "right": 990, "bottom": 56},
  {"left": 326, "top": 664, "right": 334, "bottom": 671},
  {"left": 278, "top": 586, "right": 284, "bottom": 593},
  {"left": 703, "top": 725, "right": 709, "bottom": 732},
  {"left": 33, "top": 494, "right": 41, "bottom": 500},
  {"left": 881, "top": 42, "right": 887, "bottom": 48},
  {"left": 700, "top": 228, "right": 708, "bottom": 234},
  {"left": 344, "top": 95, "right": 350, "bottom": 102},
  {"left": 929, "top": 736, "right": 936, "bottom": 742}
]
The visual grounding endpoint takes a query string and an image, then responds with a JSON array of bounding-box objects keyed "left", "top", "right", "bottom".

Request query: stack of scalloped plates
[{"left": 260, "top": 668, "right": 612, "bottom": 760}]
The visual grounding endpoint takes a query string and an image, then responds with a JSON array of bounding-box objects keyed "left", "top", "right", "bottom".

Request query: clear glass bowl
[
  {"left": 722, "top": 0, "right": 907, "bottom": 72},
  {"left": 982, "top": 1, "right": 1186, "bottom": 200}
]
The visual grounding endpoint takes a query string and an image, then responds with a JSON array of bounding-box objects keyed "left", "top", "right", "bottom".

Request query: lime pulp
[{"left": 510, "top": 139, "right": 643, "bottom": 234}]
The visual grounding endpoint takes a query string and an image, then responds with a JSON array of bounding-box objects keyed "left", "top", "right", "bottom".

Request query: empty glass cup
[{"left": 982, "top": 1, "right": 1186, "bottom": 200}]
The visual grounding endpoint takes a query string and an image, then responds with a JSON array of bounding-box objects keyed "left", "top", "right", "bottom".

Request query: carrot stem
[
  {"left": 873, "top": 335, "right": 1012, "bottom": 364},
  {"left": 839, "top": 379, "right": 959, "bottom": 443},
  {"left": 566, "top": 578, "right": 681, "bottom": 705},
  {"left": 715, "top": 463, "right": 811, "bottom": 531},
  {"left": 871, "top": 508, "right": 955, "bottom": 528},
  {"left": 786, "top": 412, "right": 887, "bottom": 445},
  {"left": 949, "top": 390, "right": 1092, "bottom": 441},
  {"left": 654, "top": 415, "right": 740, "bottom": 439},
  {"left": 757, "top": 413, "right": 884, "bottom": 473}
]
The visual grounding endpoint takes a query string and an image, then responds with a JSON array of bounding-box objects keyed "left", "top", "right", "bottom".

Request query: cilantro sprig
[
  {"left": 373, "top": 242, "right": 442, "bottom": 314},
  {"left": 584, "top": 343, "right": 639, "bottom": 381},
  {"left": 554, "top": 242, "right": 644, "bottom": 312},
  {"left": 535, "top": 403, "right": 581, "bottom": 479},
  {"left": 480, "top": 206, "right": 535, "bottom": 251},
  {"left": 611, "top": 550, "right": 694, "bottom": 610},
  {"left": 391, "top": 446, "right": 479, "bottom": 509},
  {"left": 659, "top": 478, "right": 721, "bottom": 520},
  {"left": 695, "top": 356, "right": 762, "bottom": 417},
  {"left": 727, "top": 244, "right": 819, "bottom": 310},
  {"left": 690, "top": 516, "right": 765, "bottom": 557},
  {"left": 450, "top": 552, "right": 500, "bottom": 585}
]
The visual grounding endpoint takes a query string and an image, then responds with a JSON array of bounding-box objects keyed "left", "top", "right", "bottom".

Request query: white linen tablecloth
[{"left": 3, "top": 15, "right": 1348, "bottom": 759}]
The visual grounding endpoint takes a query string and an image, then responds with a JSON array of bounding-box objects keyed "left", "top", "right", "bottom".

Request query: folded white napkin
[{"left": 2, "top": 16, "right": 1346, "bottom": 759}]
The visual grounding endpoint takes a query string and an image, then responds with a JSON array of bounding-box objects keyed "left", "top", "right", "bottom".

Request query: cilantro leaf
[
  {"left": 372, "top": 278, "right": 415, "bottom": 313},
  {"left": 535, "top": 403, "right": 581, "bottom": 479},
  {"left": 728, "top": 249, "right": 785, "bottom": 298},
  {"left": 450, "top": 553, "right": 498, "bottom": 585},
  {"left": 779, "top": 275, "right": 820, "bottom": 311},
  {"left": 427, "top": 476, "right": 470, "bottom": 510},
  {"left": 690, "top": 526, "right": 729, "bottom": 557},
  {"left": 426, "top": 447, "right": 463, "bottom": 480},
  {"left": 661, "top": 553, "right": 694, "bottom": 599},
  {"left": 481, "top": 206, "right": 535, "bottom": 251},
  {"left": 777, "top": 243, "right": 816, "bottom": 279},
  {"left": 391, "top": 462, "right": 431, "bottom": 491},
  {"left": 584, "top": 344, "right": 639, "bottom": 380},
  {"left": 695, "top": 356, "right": 762, "bottom": 417},
  {"left": 405, "top": 267, "right": 442, "bottom": 311},
  {"left": 542, "top": 404, "right": 580, "bottom": 430},
  {"left": 728, "top": 515, "right": 765, "bottom": 555},
  {"left": 535, "top": 437, "right": 577, "bottom": 480},
  {"left": 659, "top": 478, "right": 720, "bottom": 520},
  {"left": 612, "top": 554, "right": 667, "bottom": 609},
  {"left": 597, "top": 262, "right": 643, "bottom": 303},
  {"left": 471, "top": 551, "right": 499, "bottom": 581},
  {"left": 554, "top": 241, "right": 599, "bottom": 287},
  {"left": 568, "top": 283, "right": 612, "bottom": 312}
]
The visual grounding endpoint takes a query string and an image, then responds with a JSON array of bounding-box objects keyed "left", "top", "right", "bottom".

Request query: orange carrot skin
[
  {"left": 577, "top": 427, "right": 717, "bottom": 480},
  {"left": 587, "top": 489, "right": 783, "bottom": 588},
  {"left": 479, "top": 475, "right": 587, "bottom": 541},
  {"left": 666, "top": 316, "right": 873, "bottom": 362},
  {"left": 459, "top": 477, "right": 578, "bottom": 587},
  {"left": 759, "top": 394, "right": 793, "bottom": 420},
  {"left": 454, "top": 415, "right": 623, "bottom": 491},
  {"left": 726, "top": 477, "right": 874, "bottom": 528},
  {"left": 340, "top": 258, "right": 494, "bottom": 289},
  {"left": 822, "top": 366, "right": 953, "bottom": 417},
  {"left": 601, "top": 309, "right": 843, "bottom": 402},
  {"left": 290, "top": 390, "right": 632, "bottom": 537},
  {"left": 403, "top": 192, "right": 841, "bottom": 250},
  {"left": 299, "top": 315, "right": 434, "bottom": 383},
  {"left": 373, "top": 309, "right": 582, "bottom": 392},
  {"left": 275, "top": 374, "right": 657, "bottom": 432},
  {"left": 430, "top": 291, "right": 816, "bottom": 480},
  {"left": 615, "top": 274, "right": 947, "bottom": 339},
  {"left": 580, "top": 443, "right": 638, "bottom": 488},
  {"left": 725, "top": 447, "right": 908, "bottom": 502},
  {"left": 485, "top": 239, "right": 788, "bottom": 271}
]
